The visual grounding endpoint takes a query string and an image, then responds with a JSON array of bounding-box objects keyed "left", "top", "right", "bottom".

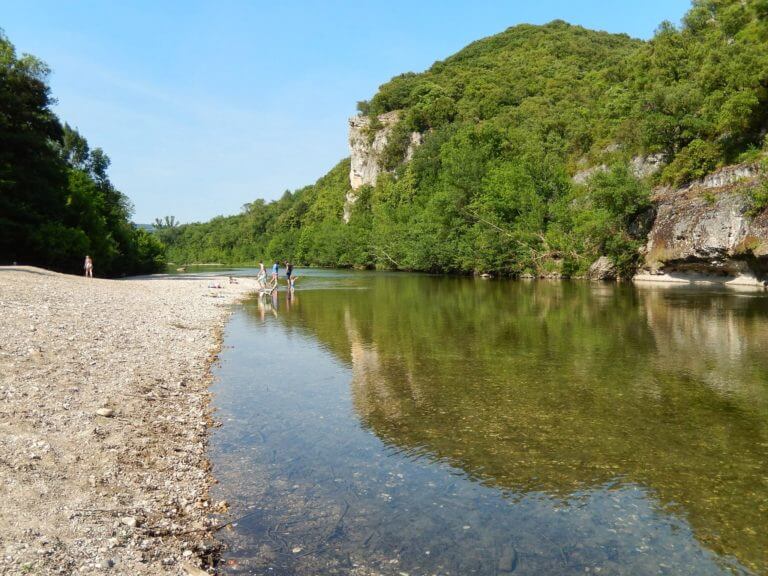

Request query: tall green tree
[
  {"left": 0, "top": 29, "right": 68, "bottom": 264},
  {"left": 0, "top": 31, "right": 165, "bottom": 275}
]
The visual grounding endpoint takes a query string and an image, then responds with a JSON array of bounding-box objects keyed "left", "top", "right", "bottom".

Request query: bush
[
  {"left": 662, "top": 139, "right": 720, "bottom": 185},
  {"left": 133, "top": 228, "right": 167, "bottom": 274},
  {"left": 748, "top": 179, "right": 768, "bottom": 216},
  {"left": 380, "top": 121, "right": 414, "bottom": 171}
]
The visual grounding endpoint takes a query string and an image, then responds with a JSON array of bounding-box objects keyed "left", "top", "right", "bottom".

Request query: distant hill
[{"left": 162, "top": 0, "right": 768, "bottom": 277}]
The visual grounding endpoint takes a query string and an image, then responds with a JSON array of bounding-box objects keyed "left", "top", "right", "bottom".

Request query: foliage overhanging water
[{"left": 210, "top": 271, "right": 768, "bottom": 575}]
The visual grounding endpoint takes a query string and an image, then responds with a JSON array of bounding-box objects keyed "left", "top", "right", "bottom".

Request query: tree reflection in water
[{"left": 211, "top": 273, "right": 767, "bottom": 575}]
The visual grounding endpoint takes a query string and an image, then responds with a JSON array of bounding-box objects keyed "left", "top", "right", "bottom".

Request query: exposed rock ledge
[
  {"left": 634, "top": 162, "right": 768, "bottom": 287},
  {"left": 572, "top": 153, "right": 665, "bottom": 184},
  {"left": 346, "top": 112, "right": 422, "bottom": 223},
  {"left": 348, "top": 111, "right": 402, "bottom": 191}
]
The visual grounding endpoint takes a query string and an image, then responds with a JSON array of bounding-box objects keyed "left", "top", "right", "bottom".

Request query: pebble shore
[{"left": 0, "top": 267, "right": 258, "bottom": 575}]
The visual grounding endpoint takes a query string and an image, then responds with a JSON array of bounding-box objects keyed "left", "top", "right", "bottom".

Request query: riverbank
[
  {"left": 0, "top": 267, "right": 258, "bottom": 575},
  {"left": 633, "top": 270, "right": 768, "bottom": 288}
]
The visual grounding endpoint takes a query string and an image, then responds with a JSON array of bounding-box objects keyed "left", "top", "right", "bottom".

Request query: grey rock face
[
  {"left": 696, "top": 164, "right": 758, "bottom": 190},
  {"left": 588, "top": 256, "right": 617, "bottom": 280},
  {"left": 404, "top": 131, "right": 423, "bottom": 162},
  {"left": 572, "top": 164, "right": 608, "bottom": 185},
  {"left": 630, "top": 153, "right": 665, "bottom": 178},
  {"left": 641, "top": 163, "right": 768, "bottom": 278},
  {"left": 628, "top": 206, "right": 657, "bottom": 239},
  {"left": 342, "top": 190, "right": 358, "bottom": 224},
  {"left": 573, "top": 153, "right": 665, "bottom": 185},
  {"left": 348, "top": 111, "right": 401, "bottom": 191},
  {"left": 346, "top": 111, "right": 422, "bottom": 223}
]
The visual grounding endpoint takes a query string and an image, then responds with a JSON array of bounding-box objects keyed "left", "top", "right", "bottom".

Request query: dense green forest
[
  {"left": 164, "top": 0, "right": 767, "bottom": 276},
  {"left": 0, "top": 31, "right": 165, "bottom": 276}
]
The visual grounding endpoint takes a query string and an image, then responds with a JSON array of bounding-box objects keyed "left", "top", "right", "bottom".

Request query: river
[{"left": 208, "top": 270, "right": 768, "bottom": 575}]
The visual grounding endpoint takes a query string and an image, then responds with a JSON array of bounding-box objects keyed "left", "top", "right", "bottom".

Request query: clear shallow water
[{"left": 210, "top": 271, "right": 768, "bottom": 575}]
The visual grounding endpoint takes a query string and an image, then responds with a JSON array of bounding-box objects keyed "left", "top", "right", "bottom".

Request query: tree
[
  {"left": 0, "top": 30, "right": 165, "bottom": 275},
  {"left": 0, "top": 29, "right": 67, "bottom": 265},
  {"left": 153, "top": 215, "right": 179, "bottom": 229}
]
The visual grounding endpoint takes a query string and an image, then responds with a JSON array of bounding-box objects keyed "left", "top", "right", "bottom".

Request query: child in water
[{"left": 256, "top": 262, "right": 267, "bottom": 288}]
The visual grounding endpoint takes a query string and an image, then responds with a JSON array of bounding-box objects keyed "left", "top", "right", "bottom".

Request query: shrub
[
  {"left": 748, "top": 179, "right": 768, "bottom": 216},
  {"left": 662, "top": 139, "right": 720, "bottom": 185}
]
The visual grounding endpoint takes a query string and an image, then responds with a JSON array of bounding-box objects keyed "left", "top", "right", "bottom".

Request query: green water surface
[{"left": 210, "top": 272, "right": 768, "bottom": 575}]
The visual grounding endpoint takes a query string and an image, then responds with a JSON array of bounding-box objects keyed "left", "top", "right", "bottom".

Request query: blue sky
[{"left": 3, "top": 1, "right": 691, "bottom": 223}]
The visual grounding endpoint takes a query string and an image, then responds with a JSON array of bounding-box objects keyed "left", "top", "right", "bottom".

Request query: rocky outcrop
[
  {"left": 346, "top": 112, "right": 422, "bottom": 223},
  {"left": 572, "top": 153, "right": 665, "bottom": 184},
  {"left": 348, "top": 111, "right": 402, "bottom": 191},
  {"left": 404, "top": 131, "right": 423, "bottom": 161},
  {"left": 636, "top": 163, "right": 768, "bottom": 286},
  {"left": 342, "top": 190, "right": 358, "bottom": 224},
  {"left": 572, "top": 164, "right": 608, "bottom": 185},
  {"left": 588, "top": 256, "right": 617, "bottom": 280},
  {"left": 630, "top": 153, "right": 665, "bottom": 179}
]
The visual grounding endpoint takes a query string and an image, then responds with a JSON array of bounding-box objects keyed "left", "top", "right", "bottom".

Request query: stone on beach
[{"left": 588, "top": 256, "right": 617, "bottom": 281}]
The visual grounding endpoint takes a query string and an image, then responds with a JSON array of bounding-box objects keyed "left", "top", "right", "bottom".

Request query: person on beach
[
  {"left": 84, "top": 255, "right": 93, "bottom": 278},
  {"left": 285, "top": 261, "right": 293, "bottom": 283}
]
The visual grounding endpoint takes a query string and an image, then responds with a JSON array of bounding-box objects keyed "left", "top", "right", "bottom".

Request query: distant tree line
[
  {"left": 0, "top": 30, "right": 165, "bottom": 276},
  {"left": 162, "top": 0, "right": 767, "bottom": 276}
]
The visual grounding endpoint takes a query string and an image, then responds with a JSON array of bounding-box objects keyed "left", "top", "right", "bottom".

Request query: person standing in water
[
  {"left": 84, "top": 255, "right": 93, "bottom": 278},
  {"left": 285, "top": 261, "right": 293, "bottom": 284},
  {"left": 272, "top": 261, "right": 279, "bottom": 283},
  {"left": 257, "top": 261, "right": 267, "bottom": 287}
]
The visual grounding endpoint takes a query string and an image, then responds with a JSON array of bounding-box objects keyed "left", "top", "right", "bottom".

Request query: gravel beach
[{"left": 0, "top": 267, "right": 258, "bottom": 575}]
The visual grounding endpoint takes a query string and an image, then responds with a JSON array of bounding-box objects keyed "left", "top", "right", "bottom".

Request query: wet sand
[{"left": 0, "top": 267, "right": 257, "bottom": 575}]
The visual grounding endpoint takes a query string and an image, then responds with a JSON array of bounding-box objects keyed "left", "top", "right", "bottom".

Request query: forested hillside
[
  {"left": 0, "top": 31, "right": 165, "bottom": 275},
  {"left": 164, "top": 0, "right": 768, "bottom": 277}
]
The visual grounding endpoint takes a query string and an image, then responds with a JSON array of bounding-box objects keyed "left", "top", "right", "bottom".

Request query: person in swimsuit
[
  {"left": 285, "top": 261, "right": 293, "bottom": 282},
  {"left": 272, "top": 261, "right": 279, "bottom": 283},
  {"left": 257, "top": 261, "right": 267, "bottom": 287},
  {"left": 84, "top": 255, "right": 93, "bottom": 278}
]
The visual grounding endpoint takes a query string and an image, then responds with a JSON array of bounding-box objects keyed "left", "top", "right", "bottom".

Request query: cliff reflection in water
[{"left": 279, "top": 277, "right": 768, "bottom": 573}]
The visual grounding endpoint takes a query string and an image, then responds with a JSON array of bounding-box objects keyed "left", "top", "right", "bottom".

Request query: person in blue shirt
[{"left": 272, "top": 261, "right": 279, "bottom": 283}]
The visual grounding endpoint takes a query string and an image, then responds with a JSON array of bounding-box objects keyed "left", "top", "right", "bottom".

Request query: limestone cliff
[
  {"left": 348, "top": 111, "right": 402, "bottom": 191},
  {"left": 636, "top": 163, "right": 768, "bottom": 286},
  {"left": 345, "top": 111, "right": 422, "bottom": 222}
]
